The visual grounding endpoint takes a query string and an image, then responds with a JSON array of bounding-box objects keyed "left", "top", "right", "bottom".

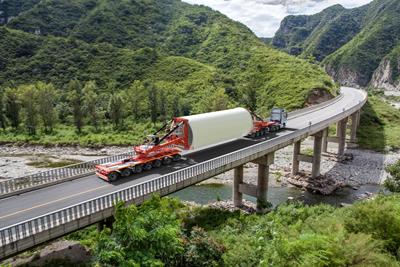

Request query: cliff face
[
  {"left": 272, "top": 4, "right": 366, "bottom": 61},
  {"left": 273, "top": 0, "right": 400, "bottom": 90},
  {"left": 371, "top": 48, "right": 400, "bottom": 91}
]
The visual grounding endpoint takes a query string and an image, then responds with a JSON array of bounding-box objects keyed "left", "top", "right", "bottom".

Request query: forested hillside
[
  {"left": 273, "top": 0, "right": 400, "bottom": 89},
  {"left": 0, "top": 0, "right": 336, "bottom": 146}
]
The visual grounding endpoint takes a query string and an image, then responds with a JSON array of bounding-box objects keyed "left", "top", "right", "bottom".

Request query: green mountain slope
[
  {"left": 273, "top": 4, "right": 366, "bottom": 61},
  {"left": 273, "top": 0, "right": 400, "bottom": 88},
  {"left": 1, "top": 0, "right": 336, "bottom": 110},
  {"left": 324, "top": 0, "right": 400, "bottom": 87},
  {"left": 0, "top": 0, "right": 337, "bottom": 145},
  {"left": 0, "top": 0, "right": 40, "bottom": 24}
]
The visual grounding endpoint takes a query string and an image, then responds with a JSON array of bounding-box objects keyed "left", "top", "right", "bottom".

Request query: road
[{"left": 0, "top": 87, "right": 365, "bottom": 229}]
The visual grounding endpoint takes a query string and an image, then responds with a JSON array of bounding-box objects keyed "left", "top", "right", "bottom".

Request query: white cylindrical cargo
[{"left": 181, "top": 108, "right": 253, "bottom": 150}]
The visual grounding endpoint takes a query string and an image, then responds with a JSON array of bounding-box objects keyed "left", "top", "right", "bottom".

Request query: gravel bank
[
  {"left": 0, "top": 145, "right": 131, "bottom": 179},
  {"left": 201, "top": 138, "right": 400, "bottom": 187}
]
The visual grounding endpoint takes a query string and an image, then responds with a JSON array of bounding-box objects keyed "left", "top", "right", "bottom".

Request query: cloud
[{"left": 183, "top": 0, "right": 373, "bottom": 37}]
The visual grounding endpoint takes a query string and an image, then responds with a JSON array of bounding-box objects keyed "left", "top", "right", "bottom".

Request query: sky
[{"left": 182, "top": 0, "right": 373, "bottom": 37}]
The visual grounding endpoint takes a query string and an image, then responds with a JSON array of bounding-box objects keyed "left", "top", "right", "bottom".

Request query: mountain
[
  {"left": 0, "top": 0, "right": 336, "bottom": 114},
  {"left": 0, "top": 0, "right": 40, "bottom": 24},
  {"left": 273, "top": 4, "right": 367, "bottom": 61},
  {"left": 273, "top": 0, "right": 400, "bottom": 89}
]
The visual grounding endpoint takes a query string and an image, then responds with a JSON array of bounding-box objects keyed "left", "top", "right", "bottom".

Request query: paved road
[{"left": 0, "top": 87, "right": 365, "bottom": 229}]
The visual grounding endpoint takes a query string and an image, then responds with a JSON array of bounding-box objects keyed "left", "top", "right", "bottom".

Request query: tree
[
  {"left": 83, "top": 81, "right": 100, "bottom": 130},
  {"left": 36, "top": 82, "right": 57, "bottom": 133},
  {"left": 159, "top": 88, "right": 167, "bottom": 121},
  {"left": 125, "top": 80, "right": 147, "bottom": 120},
  {"left": 95, "top": 196, "right": 184, "bottom": 267},
  {"left": 243, "top": 86, "right": 257, "bottom": 112},
  {"left": 0, "top": 89, "right": 6, "bottom": 129},
  {"left": 384, "top": 160, "right": 400, "bottom": 192},
  {"left": 108, "top": 93, "right": 124, "bottom": 129},
  {"left": 147, "top": 83, "right": 158, "bottom": 124},
  {"left": 171, "top": 94, "right": 180, "bottom": 117},
  {"left": 18, "top": 85, "right": 38, "bottom": 135},
  {"left": 67, "top": 80, "right": 84, "bottom": 133},
  {"left": 4, "top": 88, "right": 21, "bottom": 130}
]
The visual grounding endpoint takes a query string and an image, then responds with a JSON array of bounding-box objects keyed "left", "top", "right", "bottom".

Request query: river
[{"left": 172, "top": 183, "right": 382, "bottom": 207}]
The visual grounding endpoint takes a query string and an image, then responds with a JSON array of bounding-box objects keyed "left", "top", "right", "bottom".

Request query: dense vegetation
[
  {"left": 385, "top": 160, "right": 400, "bottom": 193},
  {"left": 273, "top": 0, "right": 400, "bottom": 87},
  {"left": 273, "top": 4, "right": 367, "bottom": 61},
  {"left": 357, "top": 93, "right": 400, "bottom": 151},
  {"left": 0, "top": 0, "right": 336, "bottom": 146},
  {"left": 58, "top": 195, "right": 400, "bottom": 266}
]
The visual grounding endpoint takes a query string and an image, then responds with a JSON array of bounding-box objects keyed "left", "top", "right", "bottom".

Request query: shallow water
[{"left": 172, "top": 183, "right": 382, "bottom": 207}]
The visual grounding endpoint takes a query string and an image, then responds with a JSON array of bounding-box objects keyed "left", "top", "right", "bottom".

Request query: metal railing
[
  {"left": 0, "top": 151, "right": 135, "bottom": 196},
  {"left": 0, "top": 89, "right": 368, "bottom": 255},
  {"left": 0, "top": 93, "right": 344, "bottom": 198}
]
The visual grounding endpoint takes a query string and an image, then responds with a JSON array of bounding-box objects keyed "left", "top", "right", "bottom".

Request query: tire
[
  {"left": 108, "top": 172, "right": 119, "bottom": 182},
  {"left": 163, "top": 157, "right": 172, "bottom": 165},
  {"left": 134, "top": 165, "right": 143, "bottom": 173},
  {"left": 120, "top": 168, "right": 131, "bottom": 177},
  {"left": 153, "top": 159, "right": 162, "bottom": 168},
  {"left": 144, "top": 163, "right": 153, "bottom": 171},
  {"left": 173, "top": 154, "right": 182, "bottom": 162}
]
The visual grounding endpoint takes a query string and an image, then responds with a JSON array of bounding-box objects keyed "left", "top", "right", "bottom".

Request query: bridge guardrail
[
  {"left": 0, "top": 89, "right": 367, "bottom": 258},
  {"left": 0, "top": 151, "right": 135, "bottom": 198},
  {"left": 0, "top": 92, "right": 344, "bottom": 199}
]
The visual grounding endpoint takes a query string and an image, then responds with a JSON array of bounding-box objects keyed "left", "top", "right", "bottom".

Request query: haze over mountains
[{"left": 273, "top": 0, "right": 400, "bottom": 90}]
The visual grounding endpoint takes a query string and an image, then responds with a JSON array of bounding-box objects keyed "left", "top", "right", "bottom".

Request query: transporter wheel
[
  {"left": 121, "top": 168, "right": 132, "bottom": 177},
  {"left": 173, "top": 154, "right": 182, "bottom": 162},
  {"left": 153, "top": 159, "right": 162, "bottom": 168},
  {"left": 144, "top": 163, "right": 153, "bottom": 171},
  {"left": 163, "top": 157, "right": 172, "bottom": 165},
  {"left": 108, "top": 172, "right": 119, "bottom": 182},
  {"left": 134, "top": 165, "right": 143, "bottom": 173}
]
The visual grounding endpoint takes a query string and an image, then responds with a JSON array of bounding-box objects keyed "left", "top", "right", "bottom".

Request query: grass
[
  {"left": 357, "top": 95, "right": 400, "bottom": 152},
  {"left": 273, "top": 171, "right": 283, "bottom": 183},
  {"left": 302, "top": 148, "right": 314, "bottom": 156},
  {"left": 26, "top": 156, "right": 82, "bottom": 168}
]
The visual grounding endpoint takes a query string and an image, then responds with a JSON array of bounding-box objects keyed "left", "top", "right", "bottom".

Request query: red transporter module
[
  {"left": 95, "top": 122, "right": 188, "bottom": 182},
  {"left": 95, "top": 107, "right": 287, "bottom": 182}
]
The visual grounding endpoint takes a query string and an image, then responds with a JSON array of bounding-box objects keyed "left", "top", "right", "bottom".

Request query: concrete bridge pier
[
  {"left": 349, "top": 111, "right": 359, "bottom": 143},
  {"left": 233, "top": 153, "right": 274, "bottom": 213},
  {"left": 322, "top": 128, "right": 329, "bottom": 153},
  {"left": 337, "top": 118, "right": 348, "bottom": 156},
  {"left": 97, "top": 216, "right": 114, "bottom": 232},
  {"left": 292, "top": 131, "right": 324, "bottom": 179}
]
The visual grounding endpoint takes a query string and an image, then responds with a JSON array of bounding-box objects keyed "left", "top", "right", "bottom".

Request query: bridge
[{"left": 0, "top": 87, "right": 367, "bottom": 260}]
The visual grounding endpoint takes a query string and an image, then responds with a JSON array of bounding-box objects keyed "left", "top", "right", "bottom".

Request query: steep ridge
[{"left": 273, "top": 0, "right": 400, "bottom": 89}]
